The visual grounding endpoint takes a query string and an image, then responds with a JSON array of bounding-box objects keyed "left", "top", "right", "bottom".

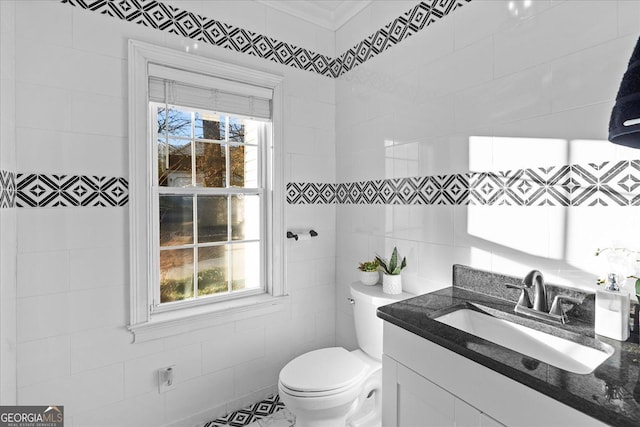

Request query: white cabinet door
[
  {"left": 454, "top": 398, "right": 482, "bottom": 427},
  {"left": 480, "top": 413, "right": 505, "bottom": 427},
  {"left": 396, "top": 363, "right": 455, "bottom": 427},
  {"left": 384, "top": 355, "right": 503, "bottom": 427}
]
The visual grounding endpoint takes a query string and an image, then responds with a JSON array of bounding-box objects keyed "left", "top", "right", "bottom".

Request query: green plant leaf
[
  {"left": 376, "top": 247, "right": 407, "bottom": 275},
  {"left": 636, "top": 278, "right": 640, "bottom": 305},
  {"left": 389, "top": 247, "right": 398, "bottom": 272},
  {"left": 375, "top": 255, "right": 388, "bottom": 273}
]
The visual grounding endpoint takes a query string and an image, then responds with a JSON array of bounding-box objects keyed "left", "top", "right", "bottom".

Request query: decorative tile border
[
  {"left": 338, "top": 0, "right": 470, "bottom": 76},
  {"left": 16, "top": 173, "right": 128, "bottom": 208},
  {"left": 60, "top": 0, "right": 470, "bottom": 79},
  {"left": 0, "top": 169, "right": 16, "bottom": 209},
  {"left": 287, "top": 160, "right": 640, "bottom": 207},
  {"left": 13, "top": 159, "right": 640, "bottom": 209}
]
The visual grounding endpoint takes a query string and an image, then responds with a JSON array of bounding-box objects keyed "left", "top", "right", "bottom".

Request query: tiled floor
[
  {"left": 245, "top": 409, "right": 295, "bottom": 427},
  {"left": 203, "top": 395, "right": 294, "bottom": 427}
]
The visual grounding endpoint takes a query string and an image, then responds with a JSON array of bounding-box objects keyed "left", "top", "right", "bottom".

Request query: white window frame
[{"left": 127, "top": 40, "right": 286, "bottom": 342}]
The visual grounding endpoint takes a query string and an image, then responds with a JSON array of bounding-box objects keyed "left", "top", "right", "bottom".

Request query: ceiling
[{"left": 256, "top": 0, "right": 373, "bottom": 31}]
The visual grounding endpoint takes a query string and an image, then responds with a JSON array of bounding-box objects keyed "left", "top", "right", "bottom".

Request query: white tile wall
[
  {"left": 5, "top": 0, "right": 338, "bottom": 424},
  {"left": 17, "top": 250, "right": 69, "bottom": 297},
  {"left": 202, "top": 327, "right": 266, "bottom": 374},
  {"left": 163, "top": 367, "right": 234, "bottom": 423},
  {"left": 17, "top": 335, "right": 70, "bottom": 388},
  {"left": 16, "top": 128, "right": 127, "bottom": 177},
  {"left": 124, "top": 342, "right": 201, "bottom": 398},
  {"left": 335, "top": 0, "right": 416, "bottom": 56},
  {"left": 0, "top": 0, "right": 17, "bottom": 405},
  {"left": 73, "top": 391, "right": 165, "bottom": 427},
  {"left": 0, "top": 208, "right": 17, "bottom": 404},
  {"left": 18, "top": 362, "right": 125, "bottom": 414},
  {"left": 335, "top": 0, "right": 640, "bottom": 349},
  {"left": 5, "top": 0, "right": 640, "bottom": 423},
  {"left": 493, "top": 1, "right": 618, "bottom": 78},
  {"left": 15, "top": 0, "right": 72, "bottom": 47},
  {"left": 15, "top": 83, "right": 73, "bottom": 132}
]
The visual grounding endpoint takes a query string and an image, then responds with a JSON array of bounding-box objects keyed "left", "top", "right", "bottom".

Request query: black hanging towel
[{"left": 610, "top": 36, "right": 640, "bottom": 148}]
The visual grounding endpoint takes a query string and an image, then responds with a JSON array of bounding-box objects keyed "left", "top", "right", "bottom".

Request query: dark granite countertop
[{"left": 377, "top": 265, "right": 640, "bottom": 427}]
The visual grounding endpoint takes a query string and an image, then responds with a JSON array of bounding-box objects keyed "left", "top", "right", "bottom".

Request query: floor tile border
[{"left": 204, "top": 394, "right": 286, "bottom": 427}]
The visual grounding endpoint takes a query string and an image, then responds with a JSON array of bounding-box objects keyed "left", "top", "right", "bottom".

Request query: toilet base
[{"left": 346, "top": 383, "right": 381, "bottom": 427}]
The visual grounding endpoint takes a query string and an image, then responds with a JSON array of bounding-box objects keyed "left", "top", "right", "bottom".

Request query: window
[
  {"left": 128, "top": 41, "right": 285, "bottom": 340},
  {"left": 152, "top": 105, "right": 266, "bottom": 308}
]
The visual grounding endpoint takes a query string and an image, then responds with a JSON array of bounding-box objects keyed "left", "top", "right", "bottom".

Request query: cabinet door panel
[
  {"left": 455, "top": 398, "right": 482, "bottom": 427},
  {"left": 480, "top": 413, "right": 505, "bottom": 427},
  {"left": 397, "top": 364, "right": 455, "bottom": 427}
]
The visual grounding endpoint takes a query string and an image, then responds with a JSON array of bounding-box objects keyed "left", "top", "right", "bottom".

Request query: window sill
[{"left": 128, "top": 294, "right": 289, "bottom": 343}]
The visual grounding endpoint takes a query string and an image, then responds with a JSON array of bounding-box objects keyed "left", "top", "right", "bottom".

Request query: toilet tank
[{"left": 350, "top": 282, "right": 413, "bottom": 360}]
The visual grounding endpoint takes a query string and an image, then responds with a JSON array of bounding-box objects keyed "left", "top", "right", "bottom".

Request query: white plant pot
[
  {"left": 359, "top": 270, "right": 379, "bottom": 286},
  {"left": 382, "top": 274, "right": 402, "bottom": 295}
]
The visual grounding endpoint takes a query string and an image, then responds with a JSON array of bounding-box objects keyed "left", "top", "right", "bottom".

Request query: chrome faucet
[
  {"left": 505, "top": 270, "right": 580, "bottom": 324},
  {"left": 523, "top": 270, "right": 546, "bottom": 312}
]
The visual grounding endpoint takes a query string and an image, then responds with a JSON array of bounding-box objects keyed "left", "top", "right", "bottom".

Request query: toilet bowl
[
  {"left": 278, "top": 282, "right": 412, "bottom": 427},
  {"left": 279, "top": 347, "right": 380, "bottom": 427}
]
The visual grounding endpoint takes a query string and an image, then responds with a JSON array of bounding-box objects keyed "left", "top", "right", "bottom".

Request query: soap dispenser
[{"left": 595, "top": 274, "right": 630, "bottom": 341}]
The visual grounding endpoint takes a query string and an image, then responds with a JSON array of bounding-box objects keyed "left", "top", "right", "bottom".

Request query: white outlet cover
[{"left": 158, "top": 365, "right": 176, "bottom": 393}]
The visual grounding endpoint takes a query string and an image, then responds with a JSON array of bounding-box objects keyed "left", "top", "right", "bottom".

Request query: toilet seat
[{"left": 279, "top": 347, "right": 367, "bottom": 397}]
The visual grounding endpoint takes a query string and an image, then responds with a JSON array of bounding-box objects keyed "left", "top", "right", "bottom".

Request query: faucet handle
[
  {"left": 505, "top": 283, "right": 533, "bottom": 308},
  {"left": 549, "top": 295, "right": 582, "bottom": 317}
]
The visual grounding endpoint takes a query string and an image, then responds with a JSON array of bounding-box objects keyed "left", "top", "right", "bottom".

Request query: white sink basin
[{"left": 435, "top": 308, "right": 614, "bottom": 374}]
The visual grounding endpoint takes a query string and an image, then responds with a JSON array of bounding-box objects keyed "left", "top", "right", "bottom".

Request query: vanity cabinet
[
  {"left": 385, "top": 356, "right": 504, "bottom": 427},
  {"left": 382, "top": 322, "right": 607, "bottom": 427}
]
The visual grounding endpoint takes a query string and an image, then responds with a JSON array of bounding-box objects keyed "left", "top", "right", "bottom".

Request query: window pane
[
  {"left": 232, "top": 194, "right": 260, "bottom": 241},
  {"left": 228, "top": 117, "right": 245, "bottom": 142},
  {"left": 159, "top": 195, "right": 193, "bottom": 246},
  {"left": 195, "top": 141, "right": 226, "bottom": 187},
  {"left": 197, "top": 195, "right": 228, "bottom": 243},
  {"left": 195, "top": 113, "right": 225, "bottom": 140},
  {"left": 166, "top": 108, "right": 192, "bottom": 137},
  {"left": 156, "top": 107, "right": 167, "bottom": 134},
  {"left": 160, "top": 137, "right": 192, "bottom": 187},
  {"left": 230, "top": 145, "right": 258, "bottom": 187},
  {"left": 160, "top": 248, "right": 194, "bottom": 303},
  {"left": 231, "top": 242, "right": 260, "bottom": 291},
  {"left": 157, "top": 137, "right": 168, "bottom": 185},
  {"left": 197, "top": 245, "right": 228, "bottom": 296}
]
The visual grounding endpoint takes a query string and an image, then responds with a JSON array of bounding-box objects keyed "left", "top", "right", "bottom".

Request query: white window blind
[{"left": 148, "top": 63, "right": 272, "bottom": 120}]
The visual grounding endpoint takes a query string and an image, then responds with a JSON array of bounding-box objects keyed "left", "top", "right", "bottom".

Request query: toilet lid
[{"left": 279, "top": 347, "right": 367, "bottom": 393}]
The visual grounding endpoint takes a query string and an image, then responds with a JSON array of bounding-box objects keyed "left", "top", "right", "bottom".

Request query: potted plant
[
  {"left": 376, "top": 247, "right": 407, "bottom": 295},
  {"left": 358, "top": 259, "right": 380, "bottom": 286}
]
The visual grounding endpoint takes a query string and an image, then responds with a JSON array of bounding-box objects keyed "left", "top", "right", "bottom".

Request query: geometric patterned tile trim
[
  {"left": 286, "top": 182, "right": 336, "bottom": 204},
  {"left": 204, "top": 394, "right": 285, "bottom": 427},
  {"left": 0, "top": 169, "right": 16, "bottom": 209},
  {"left": 288, "top": 160, "right": 640, "bottom": 207},
  {"left": 339, "top": 0, "right": 472, "bottom": 76},
  {"left": 61, "top": 0, "right": 337, "bottom": 78},
  {"left": 16, "top": 173, "right": 128, "bottom": 208},
  {"left": 60, "top": 0, "right": 471, "bottom": 79}
]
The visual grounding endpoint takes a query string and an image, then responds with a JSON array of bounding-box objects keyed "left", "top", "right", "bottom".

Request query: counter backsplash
[{"left": 451, "top": 264, "right": 640, "bottom": 333}]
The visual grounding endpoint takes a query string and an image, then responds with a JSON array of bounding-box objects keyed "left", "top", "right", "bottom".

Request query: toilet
[{"left": 278, "top": 282, "right": 412, "bottom": 427}]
